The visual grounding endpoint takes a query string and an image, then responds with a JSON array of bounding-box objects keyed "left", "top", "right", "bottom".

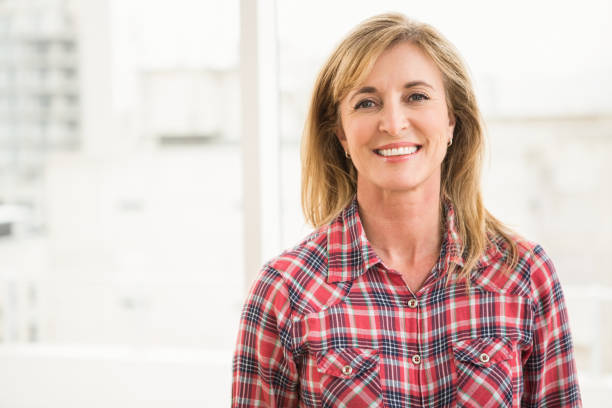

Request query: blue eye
[
  {"left": 354, "top": 99, "right": 376, "bottom": 109},
  {"left": 409, "top": 93, "right": 429, "bottom": 102}
]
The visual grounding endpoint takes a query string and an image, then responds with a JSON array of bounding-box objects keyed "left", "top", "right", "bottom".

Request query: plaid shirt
[{"left": 232, "top": 198, "right": 582, "bottom": 407}]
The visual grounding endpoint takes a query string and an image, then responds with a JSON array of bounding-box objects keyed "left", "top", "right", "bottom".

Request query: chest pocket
[
  {"left": 316, "top": 348, "right": 383, "bottom": 407},
  {"left": 452, "top": 337, "right": 515, "bottom": 408}
]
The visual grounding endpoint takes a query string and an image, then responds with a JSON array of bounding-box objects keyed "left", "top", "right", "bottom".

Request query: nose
[{"left": 378, "top": 100, "right": 408, "bottom": 137}]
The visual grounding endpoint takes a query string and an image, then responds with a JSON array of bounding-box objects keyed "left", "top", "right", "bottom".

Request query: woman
[{"left": 232, "top": 13, "right": 581, "bottom": 407}]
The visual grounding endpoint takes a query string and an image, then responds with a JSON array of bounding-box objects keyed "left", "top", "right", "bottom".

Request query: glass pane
[{"left": 1, "top": 0, "right": 240, "bottom": 406}]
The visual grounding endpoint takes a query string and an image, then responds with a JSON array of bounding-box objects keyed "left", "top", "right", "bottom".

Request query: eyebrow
[{"left": 349, "top": 81, "right": 434, "bottom": 101}]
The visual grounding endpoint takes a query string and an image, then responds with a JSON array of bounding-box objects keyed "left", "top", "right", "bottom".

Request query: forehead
[{"left": 347, "top": 41, "right": 444, "bottom": 96}]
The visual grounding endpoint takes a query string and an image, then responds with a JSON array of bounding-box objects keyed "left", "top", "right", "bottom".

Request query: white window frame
[{"left": 240, "top": 0, "right": 282, "bottom": 290}]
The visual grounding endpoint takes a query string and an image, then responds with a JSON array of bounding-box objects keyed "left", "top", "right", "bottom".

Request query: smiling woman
[{"left": 232, "top": 12, "right": 582, "bottom": 407}]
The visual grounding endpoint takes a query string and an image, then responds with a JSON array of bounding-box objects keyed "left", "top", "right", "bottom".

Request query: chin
[{"left": 373, "top": 179, "right": 422, "bottom": 193}]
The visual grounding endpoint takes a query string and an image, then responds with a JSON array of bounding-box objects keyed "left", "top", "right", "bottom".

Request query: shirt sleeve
[
  {"left": 521, "top": 245, "right": 582, "bottom": 407},
  {"left": 232, "top": 265, "right": 299, "bottom": 407}
]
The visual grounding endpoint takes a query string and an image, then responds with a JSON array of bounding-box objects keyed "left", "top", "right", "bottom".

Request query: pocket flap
[
  {"left": 316, "top": 348, "right": 379, "bottom": 379},
  {"left": 452, "top": 337, "right": 513, "bottom": 366}
]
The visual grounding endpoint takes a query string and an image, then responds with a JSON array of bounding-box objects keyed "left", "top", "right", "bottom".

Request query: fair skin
[{"left": 336, "top": 41, "right": 455, "bottom": 292}]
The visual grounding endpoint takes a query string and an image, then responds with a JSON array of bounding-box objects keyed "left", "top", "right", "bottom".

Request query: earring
[
  {"left": 447, "top": 137, "right": 453, "bottom": 147},
  {"left": 345, "top": 150, "right": 351, "bottom": 159}
]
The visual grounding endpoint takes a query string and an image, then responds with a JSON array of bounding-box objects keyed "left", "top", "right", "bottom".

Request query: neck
[{"left": 356, "top": 182, "right": 442, "bottom": 266}]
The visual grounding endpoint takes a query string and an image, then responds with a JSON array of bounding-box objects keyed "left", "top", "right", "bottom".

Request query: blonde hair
[{"left": 301, "top": 12, "right": 518, "bottom": 278}]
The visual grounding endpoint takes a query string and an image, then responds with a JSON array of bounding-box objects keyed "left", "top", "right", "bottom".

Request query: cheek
[
  {"left": 345, "top": 120, "right": 375, "bottom": 146},
  {"left": 421, "top": 112, "right": 452, "bottom": 139}
]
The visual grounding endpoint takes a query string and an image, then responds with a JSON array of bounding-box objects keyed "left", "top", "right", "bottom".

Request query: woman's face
[{"left": 337, "top": 41, "right": 455, "bottom": 196}]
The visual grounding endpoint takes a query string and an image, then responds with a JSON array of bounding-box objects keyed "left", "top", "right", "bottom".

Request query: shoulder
[
  {"left": 515, "top": 240, "right": 564, "bottom": 310},
  {"left": 495, "top": 233, "right": 557, "bottom": 282},
  {"left": 248, "top": 224, "right": 348, "bottom": 316},
  {"left": 265, "top": 226, "right": 329, "bottom": 283},
  {"left": 477, "top": 232, "right": 561, "bottom": 300}
]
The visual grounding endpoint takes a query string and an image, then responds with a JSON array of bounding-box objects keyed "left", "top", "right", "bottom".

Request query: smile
[{"left": 375, "top": 145, "right": 421, "bottom": 157}]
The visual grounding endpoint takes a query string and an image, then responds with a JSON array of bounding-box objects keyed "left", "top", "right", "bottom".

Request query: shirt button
[
  {"left": 479, "top": 353, "right": 490, "bottom": 363},
  {"left": 412, "top": 354, "right": 421, "bottom": 365},
  {"left": 342, "top": 365, "right": 353, "bottom": 376},
  {"left": 407, "top": 298, "right": 418, "bottom": 308}
]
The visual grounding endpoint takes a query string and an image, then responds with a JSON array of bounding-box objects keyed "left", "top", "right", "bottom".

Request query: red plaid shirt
[{"left": 232, "top": 198, "right": 582, "bottom": 407}]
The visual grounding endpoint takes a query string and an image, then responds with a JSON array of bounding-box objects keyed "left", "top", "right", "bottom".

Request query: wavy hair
[{"left": 301, "top": 12, "right": 518, "bottom": 278}]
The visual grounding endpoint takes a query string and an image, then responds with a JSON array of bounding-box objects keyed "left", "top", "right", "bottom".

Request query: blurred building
[
  {"left": 0, "top": 0, "right": 80, "bottom": 343},
  {"left": 0, "top": 0, "right": 79, "bottom": 167}
]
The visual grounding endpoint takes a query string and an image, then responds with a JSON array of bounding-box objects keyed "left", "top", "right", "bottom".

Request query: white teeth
[{"left": 377, "top": 146, "right": 419, "bottom": 157}]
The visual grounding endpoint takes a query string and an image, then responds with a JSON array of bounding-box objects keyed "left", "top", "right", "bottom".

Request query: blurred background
[{"left": 0, "top": 0, "right": 610, "bottom": 406}]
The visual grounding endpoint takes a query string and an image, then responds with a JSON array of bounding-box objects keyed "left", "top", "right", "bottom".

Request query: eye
[
  {"left": 408, "top": 93, "right": 429, "bottom": 102},
  {"left": 354, "top": 99, "right": 376, "bottom": 110}
]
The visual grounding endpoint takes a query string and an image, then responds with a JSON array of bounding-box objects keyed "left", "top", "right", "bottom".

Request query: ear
[
  {"left": 335, "top": 124, "right": 349, "bottom": 152},
  {"left": 448, "top": 111, "right": 456, "bottom": 137}
]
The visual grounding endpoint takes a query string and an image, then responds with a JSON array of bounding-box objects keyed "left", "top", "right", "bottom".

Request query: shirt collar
[
  {"left": 326, "top": 198, "right": 502, "bottom": 283},
  {"left": 326, "top": 198, "right": 380, "bottom": 283},
  {"left": 442, "top": 200, "right": 505, "bottom": 272}
]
